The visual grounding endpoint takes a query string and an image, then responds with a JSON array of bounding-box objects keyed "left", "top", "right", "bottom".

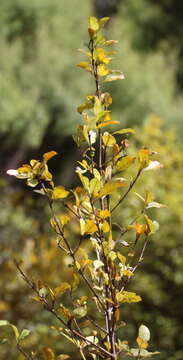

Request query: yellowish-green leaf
[
  {"left": 52, "top": 186, "right": 69, "bottom": 200},
  {"left": 117, "top": 252, "right": 126, "bottom": 265},
  {"left": 89, "top": 178, "right": 101, "bottom": 195},
  {"left": 98, "top": 180, "right": 126, "bottom": 197},
  {"left": 113, "top": 128, "right": 135, "bottom": 135},
  {"left": 99, "top": 17, "right": 110, "bottom": 28},
  {"left": 73, "top": 306, "right": 87, "bottom": 319},
  {"left": 54, "top": 283, "right": 71, "bottom": 298},
  {"left": 116, "top": 291, "right": 141, "bottom": 303},
  {"left": 102, "top": 132, "right": 116, "bottom": 146},
  {"left": 116, "top": 156, "right": 136, "bottom": 172}
]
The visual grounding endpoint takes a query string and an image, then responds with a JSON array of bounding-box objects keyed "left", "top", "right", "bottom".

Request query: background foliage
[{"left": 0, "top": 1, "right": 183, "bottom": 359}]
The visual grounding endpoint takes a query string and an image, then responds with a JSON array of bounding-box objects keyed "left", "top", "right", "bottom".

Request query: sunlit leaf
[
  {"left": 43, "top": 151, "right": 57, "bottom": 162},
  {"left": 113, "top": 128, "right": 135, "bottom": 135},
  {"left": 97, "top": 180, "right": 126, "bottom": 197},
  {"left": 129, "top": 348, "right": 160, "bottom": 357},
  {"left": 102, "top": 132, "right": 116, "bottom": 146},
  {"left": 103, "top": 71, "right": 125, "bottom": 82},
  {"left": 98, "top": 64, "right": 109, "bottom": 76},
  {"left": 97, "top": 209, "right": 110, "bottom": 219},
  {"left": 138, "top": 325, "right": 150, "bottom": 342},
  {"left": 97, "top": 120, "right": 120, "bottom": 128},
  {"left": 52, "top": 186, "right": 69, "bottom": 200},
  {"left": 77, "top": 62, "right": 92, "bottom": 73},
  {"left": 99, "top": 17, "right": 110, "bottom": 28},
  {"left": 143, "top": 161, "right": 163, "bottom": 172},
  {"left": 116, "top": 291, "right": 141, "bottom": 303},
  {"left": 93, "top": 260, "right": 104, "bottom": 270},
  {"left": 116, "top": 156, "right": 136, "bottom": 172},
  {"left": 84, "top": 220, "right": 98, "bottom": 234},
  {"left": 73, "top": 306, "right": 87, "bottom": 318},
  {"left": 136, "top": 336, "right": 148, "bottom": 349},
  {"left": 18, "top": 329, "right": 30, "bottom": 341}
]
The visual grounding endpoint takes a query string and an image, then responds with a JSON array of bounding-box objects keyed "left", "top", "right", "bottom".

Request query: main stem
[{"left": 90, "top": 38, "right": 117, "bottom": 359}]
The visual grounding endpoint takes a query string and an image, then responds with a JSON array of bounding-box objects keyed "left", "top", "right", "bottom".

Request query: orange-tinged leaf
[
  {"left": 52, "top": 186, "right": 69, "bottom": 200},
  {"left": 136, "top": 336, "right": 148, "bottom": 349},
  {"left": 43, "top": 151, "right": 57, "bottom": 162},
  {"left": 128, "top": 223, "right": 147, "bottom": 236},
  {"left": 97, "top": 120, "right": 120, "bottom": 128}
]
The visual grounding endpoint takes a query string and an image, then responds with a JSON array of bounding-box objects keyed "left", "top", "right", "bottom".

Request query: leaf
[
  {"left": 57, "top": 355, "right": 70, "bottom": 360},
  {"left": 97, "top": 180, "right": 126, "bottom": 197},
  {"left": 129, "top": 348, "right": 160, "bottom": 357},
  {"left": 102, "top": 132, "right": 116, "bottom": 146},
  {"left": 77, "top": 62, "right": 92, "bottom": 73},
  {"left": 138, "top": 149, "right": 151, "bottom": 168},
  {"left": 93, "top": 260, "right": 104, "bottom": 270},
  {"left": 103, "top": 71, "right": 125, "bottom": 82},
  {"left": 98, "top": 64, "right": 109, "bottom": 76},
  {"left": 18, "top": 329, "right": 30, "bottom": 341},
  {"left": 97, "top": 209, "right": 110, "bottom": 219},
  {"left": 42, "top": 347, "right": 55, "bottom": 360},
  {"left": 144, "top": 215, "right": 159, "bottom": 234},
  {"left": 84, "top": 220, "right": 98, "bottom": 234},
  {"left": 128, "top": 224, "right": 147, "bottom": 236},
  {"left": 0, "top": 321, "right": 19, "bottom": 341},
  {"left": 73, "top": 306, "right": 87, "bottom": 319},
  {"left": 146, "top": 201, "right": 166, "bottom": 209},
  {"left": 143, "top": 161, "right": 163, "bottom": 172},
  {"left": 52, "top": 186, "right": 69, "bottom": 200},
  {"left": 89, "top": 178, "right": 101, "bottom": 195},
  {"left": 138, "top": 325, "right": 150, "bottom": 342},
  {"left": 89, "top": 16, "right": 99, "bottom": 31},
  {"left": 116, "top": 156, "right": 136, "bottom": 172},
  {"left": 113, "top": 128, "right": 135, "bottom": 135},
  {"left": 117, "top": 252, "right": 126, "bottom": 265},
  {"left": 43, "top": 151, "right": 57, "bottom": 162},
  {"left": 54, "top": 283, "right": 71, "bottom": 298},
  {"left": 136, "top": 336, "right": 148, "bottom": 349},
  {"left": 116, "top": 291, "right": 141, "bottom": 303},
  {"left": 101, "top": 221, "right": 110, "bottom": 233},
  {"left": 97, "top": 120, "right": 120, "bottom": 128},
  {"left": 99, "top": 17, "right": 110, "bottom": 28},
  {"left": 60, "top": 214, "right": 70, "bottom": 226},
  {"left": 57, "top": 306, "right": 73, "bottom": 320}
]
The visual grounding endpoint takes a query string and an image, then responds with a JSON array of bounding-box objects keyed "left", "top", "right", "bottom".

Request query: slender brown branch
[
  {"left": 111, "top": 169, "right": 142, "bottom": 213},
  {"left": 17, "top": 343, "right": 33, "bottom": 360}
]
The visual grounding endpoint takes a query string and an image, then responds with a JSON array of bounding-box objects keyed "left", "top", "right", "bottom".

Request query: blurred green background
[{"left": 0, "top": 0, "right": 183, "bottom": 359}]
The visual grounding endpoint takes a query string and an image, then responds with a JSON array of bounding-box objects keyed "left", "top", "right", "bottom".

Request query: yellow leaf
[
  {"left": 98, "top": 64, "right": 109, "bottom": 76},
  {"left": 116, "top": 291, "right": 141, "bottom": 303},
  {"left": 138, "top": 148, "right": 151, "bottom": 168},
  {"left": 117, "top": 252, "right": 126, "bottom": 265},
  {"left": 136, "top": 336, "right": 148, "bottom": 349},
  {"left": 60, "top": 214, "right": 70, "bottom": 226},
  {"left": 77, "top": 61, "right": 92, "bottom": 73},
  {"left": 97, "top": 209, "right": 110, "bottom": 219},
  {"left": 84, "top": 220, "right": 98, "bottom": 234},
  {"left": 43, "top": 151, "right": 57, "bottom": 162},
  {"left": 52, "top": 186, "right": 69, "bottom": 199},
  {"left": 98, "top": 180, "right": 126, "bottom": 197},
  {"left": 101, "top": 221, "right": 110, "bottom": 233},
  {"left": 102, "top": 132, "right": 116, "bottom": 146},
  {"left": 113, "top": 128, "right": 135, "bottom": 135},
  {"left": 116, "top": 156, "right": 136, "bottom": 171},
  {"left": 99, "top": 17, "right": 110, "bottom": 28},
  {"left": 88, "top": 16, "right": 99, "bottom": 37},
  {"left": 54, "top": 283, "right": 71, "bottom": 298}
]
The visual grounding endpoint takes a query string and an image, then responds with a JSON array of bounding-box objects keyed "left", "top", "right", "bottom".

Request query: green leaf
[
  {"left": 18, "top": 329, "right": 30, "bottom": 341},
  {"left": 73, "top": 306, "right": 87, "bottom": 319},
  {"left": 0, "top": 321, "right": 19, "bottom": 341}
]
